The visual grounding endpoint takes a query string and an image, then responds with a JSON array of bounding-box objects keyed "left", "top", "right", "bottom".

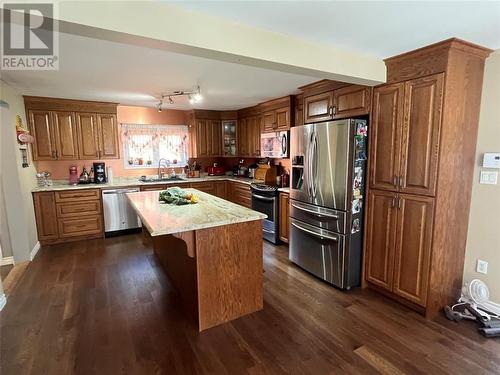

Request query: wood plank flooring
[{"left": 1, "top": 234, "right": 499, "bottom": 375}]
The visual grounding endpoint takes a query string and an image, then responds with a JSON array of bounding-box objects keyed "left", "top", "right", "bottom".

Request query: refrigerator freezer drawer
[
  {"left": 289, "top": 218, "right": 346, "bottom": 288},
  {"left": 289, "top": 199, "right": 348, "bottom": 234}
]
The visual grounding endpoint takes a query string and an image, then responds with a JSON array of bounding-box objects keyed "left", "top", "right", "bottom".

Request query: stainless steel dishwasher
[{"left": 102, "top": 188, "right": 142, "bottom": 236}]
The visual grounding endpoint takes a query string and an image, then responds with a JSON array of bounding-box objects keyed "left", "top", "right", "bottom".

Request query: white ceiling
[
  {"left": 172, "top": 0, "right": 500, "bottom": 58},
  {"left": 1, "top": 32, "right": 317, "bottom": 110}
]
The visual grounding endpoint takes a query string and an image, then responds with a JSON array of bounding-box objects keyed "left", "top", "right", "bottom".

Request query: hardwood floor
[
  {"left": 1, "top": 234, "right": 499, "bottom": 375},
  {"left": 0, "top": 264, "right": 13, "bottom": 281}
]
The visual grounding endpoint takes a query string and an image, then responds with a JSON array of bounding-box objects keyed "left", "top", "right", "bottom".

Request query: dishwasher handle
[{"left": 102, "top": 189, "right": 140, "bottom": 194}]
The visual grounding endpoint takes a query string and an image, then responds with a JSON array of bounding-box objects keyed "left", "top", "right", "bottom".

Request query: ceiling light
[
  {"left": 157, "top": 100, "right": 162, "bottom": 112},
  {"left": 188, "top": 95, "right": 195, "bottom": 104},
  {"left": 168, "top": 96, "right": 174, "bottom": 104},
  {"left": 192, "top": 92, "right": 202, "bottom": 103}
]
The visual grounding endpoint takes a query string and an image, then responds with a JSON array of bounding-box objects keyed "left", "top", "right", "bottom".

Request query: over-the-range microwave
[{"left": 260, "top": 131, "right": 288, "bottom": 158}]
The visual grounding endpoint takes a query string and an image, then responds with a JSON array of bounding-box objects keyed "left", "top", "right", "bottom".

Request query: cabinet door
[
  {"left": 29, "top": 110, "right": 56, "bottom": 160},
  {"left": 304, "top": 91, "right": 334, "bottom": 124},
  {"left": 262, "top": 111, "right": 276, "bottom": 132},
  {"left": 208, "top": 120, "right": 222, "bottom": 157},
  {"left": 369, "top": 83, "right": 405, "bottom": 191},
  {"left": 252, "top": 116, "right": 262, "bottom": 157},
  {"left": 393, "top": 194, "right": 434, "bottom": 306},
  {"left": 214, "top": 181, "right": 226, "bottom": 199},
  {"left": 33, "top": 192, "right": 59, "bottom": 241},
  {"left": 98, "top": 113, "right": 120, "bottom": 159},
  {"left": 196, "top": 120, "right": 209, "bottom": 157},
  {"left": 76, "top": 112, "right": 100, "bottom": 159},
  {"left": 237, "top": 118, "right": 249, "bottom": 156},
  {"left": 275, "top": 107, "right": 290, "bottom": 131},
  {"left": 400, "top": 74, "right": 444, "bottom": 196},
  {"left": 279, "top": 193, "right": 290, "bottom": 243},
  {"left": 190, "top": 182, "right": 216, "bottom": 195},
  {"left": 53, "top": 111, "right": 79, "bottom": 159},
  {"left": 333, "top": 85, "right": 371, "bottom": 118},
  {"left": 365, "top": 190, "right": 398, "bottom": 291},
  {"left": 295, "top": 104, "right": 304, "bottom": 127}
]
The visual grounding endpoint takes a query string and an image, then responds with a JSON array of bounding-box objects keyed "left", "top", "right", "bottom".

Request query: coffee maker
[{"left": 93, "top": 162, "right": 106, "bottom": 183}]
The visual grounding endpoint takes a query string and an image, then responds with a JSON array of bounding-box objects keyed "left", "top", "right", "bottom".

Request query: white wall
[
  {"left": 463, "top": 50, "right": 500, "bottom": 302},
  {"left": 0, "top": 80, "right": 38, "bottom": 262}
]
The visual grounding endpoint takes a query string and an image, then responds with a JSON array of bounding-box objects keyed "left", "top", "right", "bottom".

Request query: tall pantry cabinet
[{"left": 364, "top": 39, "right": 492, "bottom": 317}]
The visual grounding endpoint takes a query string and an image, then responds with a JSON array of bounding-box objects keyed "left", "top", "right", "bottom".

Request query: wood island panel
[{"left": 152, "top": 220, "right": 263, "bottom": 332}]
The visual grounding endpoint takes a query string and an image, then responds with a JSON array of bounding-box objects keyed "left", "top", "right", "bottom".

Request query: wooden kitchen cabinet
[
  {"left": 97, "top": 113, "right": 120, "bottom": 159},
  {"left": 301, "top": 81, "right": 371, "bottom": 124},
  {"left": 399, "top": 74, "right": 444, "bottom": 197},
  {"left": 215, "top": 181, "right": 226, "bottom": 199},
  {"left": 365, "top": 39, "right": 491, "bottom": 318},
  {"left": 33, "top": 191, "right": 59, "bottom": 241},
  {"left": 53, "top": 111, "right": 79, "bottom": 160},
  {"left": 28, "top": 110, "right": 56, "bottom": 160},
  {"left": 369, "top": 74, "right": 444, "bottom": 197},
  {"left": 279, "top": 192, "right": 289, "bottom": 243},
  {"left": 392, "top": 194, "right": 434, "bottom": 306},
  {"left": 365, "top": 190, "right": 398, "bottom": 291},
  {"left": 294, "top": 94, "right": 304, "bottom": 127},
  {"left": 76, "top": 112, "right": 100, "bottom": 159},
  {"left": 247, "top": 116, "right": 262, "bottom": 157},
  {"left": 237, "top": 118, "right": 249, "bottom": 157},
  {"left": 259, "top": 96, "right": 292, "bottom": 132},
  {"left": 33, "top": 189, "right": 104, "bottom": 245},
  {"left": 365, "top": 190, "right": 433, "bottom": 307},
  {"left": 332, "top": 85, "right": 371, "bottom": 119},
  {"left": 227, "top": 181, "right": 252, "bottom": 208},
  {"left": 25, "top": 97, "right": 119, "bottom": 161},
  {"left": 187, "top": 111, "right": 232, "bottom": 158},
  {"left": 369, "top": 83, "right": 405, "bottom": 192},
  {"left": 303, "top": 91, "right": 335, "bottom": 124},
  {"left": 28, "top": 109, "right": 79, "bottom": 160}
]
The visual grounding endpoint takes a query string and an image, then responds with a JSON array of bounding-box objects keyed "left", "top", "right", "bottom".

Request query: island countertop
[{"left": 127, "top": 188, "right": 266, "bottom": 236}]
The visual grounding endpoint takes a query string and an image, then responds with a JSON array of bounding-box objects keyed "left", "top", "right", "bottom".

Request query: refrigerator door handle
[
  {"left": 291, "top": 203, "right": 339, "bottom": 219},
  {"left": 311, "top": 131, "right": 319, "bottom": 198},
  {"left": 291, "top": 222, "right": 339, "bottom": 241}
]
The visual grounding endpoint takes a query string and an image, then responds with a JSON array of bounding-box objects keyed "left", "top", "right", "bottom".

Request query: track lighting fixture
[{"left": 158, "top": 86, "right": 203, "bottom": 106}]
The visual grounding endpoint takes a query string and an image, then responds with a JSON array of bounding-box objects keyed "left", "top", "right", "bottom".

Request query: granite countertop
[
  {"left": 127, "top": 188, "right": 267, "bottom": 236},
  {"left": 32, "top": 175, "right": 263, "bottom": 192},
  {"left": 278, "top": 187, "right": 290, "bottom": 193}
]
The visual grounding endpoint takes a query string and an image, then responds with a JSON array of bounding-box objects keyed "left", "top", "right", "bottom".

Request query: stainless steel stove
[{"left": 250, "top": 183, "right": 279, "bottom": 244}]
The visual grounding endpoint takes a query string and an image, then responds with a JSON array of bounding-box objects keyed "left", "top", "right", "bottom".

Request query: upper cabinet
[
  {"left": 187, "top": 110, "right": 236, "bottom": 158},
  {"left": 237, "top": 106, "right": 262, "bottom": 157},
  {"left": 299, "top": 80, "right": 371, "bottom": 124},
  {"left": 369, "top": 73, "right": 444, "bottom": 197},
  {"left": 25, "top": 96, "right": 119, "bottom": 161},
  {"left": 259, "top": 96, "right": 293, "bottom": 132}
]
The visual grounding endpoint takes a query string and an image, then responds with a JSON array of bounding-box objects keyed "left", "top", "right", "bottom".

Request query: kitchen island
[{"left": 127, "top": 188, "right": 266, "bottom": 331}]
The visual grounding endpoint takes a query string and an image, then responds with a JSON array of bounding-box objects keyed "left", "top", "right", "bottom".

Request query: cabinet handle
[
  {"left": 95, "top": 151, "right": 99, "bottom": 157},
  {"left": 391, "top": 196, "right": 396, "bottom": 208},
  {"left": 399, "top": 175, "right": 404, "bottom": 188},
  {"left": 393, "top": 175, "right": 398, "bottom": 187},
  {"left": 329, "top": 105, "right": 337, "bottom": 116},
  {"left": 397, "top": 197, "right": 402, "bottom": 209}
]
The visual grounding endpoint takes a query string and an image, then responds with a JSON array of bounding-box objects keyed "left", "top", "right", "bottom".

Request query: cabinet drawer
[
  {"left": 55, "top": 189, "right": 100, "bottom": 202},
  {"left": 232, "top": 194, "right": 251, "bottom": 208},
  {"left": 190, "top": 182, "right": 215, "bottom": 190},
  {"left": 58, "top": 216, "right": 102, "bottom": 238},
  {"left": 56, "top": 200, "right": 101, "bottom": 218}
]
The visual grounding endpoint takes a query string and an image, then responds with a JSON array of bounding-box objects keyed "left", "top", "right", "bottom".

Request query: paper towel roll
[{"left": 106, "top": 166, "right": 113, "bottom": 184}]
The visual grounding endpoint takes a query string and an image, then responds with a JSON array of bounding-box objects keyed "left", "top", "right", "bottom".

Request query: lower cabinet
[
  {"left": 226, "top": 181, "right": 252, "bottom": 208},
  {"left": 33, "top": 192, "right": 59, "bottom": 242},
  {"left": 279, "top": 192, "right": 289, "bottom": 243},
  {"left": 365, "top": 189, "right": 434, "bottom": 307},
  {"left": 33, "top": 189, "right": 104, "bottom": 245}
]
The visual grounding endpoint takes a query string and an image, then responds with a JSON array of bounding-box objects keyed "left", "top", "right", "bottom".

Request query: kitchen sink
[{"left": 139, "top": 176, "right": 186, "bottom": 183}]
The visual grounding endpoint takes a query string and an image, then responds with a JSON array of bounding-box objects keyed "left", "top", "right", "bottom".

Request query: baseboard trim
[
  {"left": 30, "top": 242, "right": 40, "bottom": 261},
  {"left": 0, "top": 256, "right": 14, "bottom": 266},
  {"left": 0, "top": 294, "right": 6, "bottom": 311}
]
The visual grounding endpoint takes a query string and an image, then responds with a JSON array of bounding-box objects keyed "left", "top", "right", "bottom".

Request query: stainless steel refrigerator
[{"left": 289, "top": 119, "right": 368, "bottom": 290}]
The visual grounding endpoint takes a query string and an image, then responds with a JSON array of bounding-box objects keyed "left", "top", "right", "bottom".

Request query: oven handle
[
  {"left": 252, "top": 193, "right": 275, "bottom": 202},
  {"left": 291, "top": 203, "right": 339, "bottom": 219},
  {"left": 291, "top": 222, "right": 338, "bottom": 241}
]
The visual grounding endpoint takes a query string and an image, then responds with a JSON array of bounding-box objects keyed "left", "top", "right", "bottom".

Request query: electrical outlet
[{"left": 477, "top": 259, "right": 488, "bottom": 274}]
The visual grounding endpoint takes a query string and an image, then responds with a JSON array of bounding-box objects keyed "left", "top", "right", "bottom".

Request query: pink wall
[{"left": 34, "top": 105, "right": 188, "bottom": 180}]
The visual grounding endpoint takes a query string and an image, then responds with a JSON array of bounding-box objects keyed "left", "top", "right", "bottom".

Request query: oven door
[
  {"left": 289, "top": 218, "right": 346, "bottom": 288},
  {"left": 251, "top": 192, "right": 278, "bottom": 243}
]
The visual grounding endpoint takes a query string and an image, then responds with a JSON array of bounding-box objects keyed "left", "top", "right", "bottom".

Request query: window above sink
[{"left": 122, "top": 123, "right": 189, "bottom": 169}]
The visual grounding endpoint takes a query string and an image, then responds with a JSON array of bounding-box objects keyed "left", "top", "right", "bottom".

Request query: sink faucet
[{"left": 158, "top": 158, "right": 169, "bottom": 179}]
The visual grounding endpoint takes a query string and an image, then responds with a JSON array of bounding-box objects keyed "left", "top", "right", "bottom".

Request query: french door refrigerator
[{"left": 289, "top": 119, "right": 368, "bottom": 289}]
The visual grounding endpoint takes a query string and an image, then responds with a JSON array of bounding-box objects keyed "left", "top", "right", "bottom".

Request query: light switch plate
[
  {"left": 483, "top": 153, "right": 500, "bottom": 168},
  {"left": 480, "top": 171, "right": 498, "bottom": 185}
]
